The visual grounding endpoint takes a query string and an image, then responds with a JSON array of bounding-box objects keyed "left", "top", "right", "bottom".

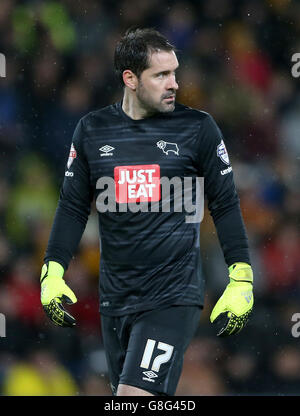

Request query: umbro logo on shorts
[{"left": 142, "top": 370, "right": 158, "bottom": 383}]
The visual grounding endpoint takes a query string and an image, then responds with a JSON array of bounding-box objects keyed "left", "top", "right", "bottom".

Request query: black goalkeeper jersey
[{"left": 45, "top": 101, "right": 250, "bottom": 316}]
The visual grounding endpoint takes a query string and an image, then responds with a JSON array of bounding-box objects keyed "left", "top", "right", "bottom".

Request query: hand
[
  {"left": 210, "top": 262, "right": 253, "bottom": 337},
  {"left": 40, "top": 261, "right": 77, "bottom": 328}
]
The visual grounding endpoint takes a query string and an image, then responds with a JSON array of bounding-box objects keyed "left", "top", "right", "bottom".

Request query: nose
[{"left": 166, "top": 74, "right": 179, "bottom": 91}]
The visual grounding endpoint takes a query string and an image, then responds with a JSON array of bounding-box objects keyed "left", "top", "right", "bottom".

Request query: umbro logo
[
  {"left": 142, "top": 370, "right": 158, "bottom": 383},
  {"left": 100, "top": 145, "right": 114, "bottom": 156}
]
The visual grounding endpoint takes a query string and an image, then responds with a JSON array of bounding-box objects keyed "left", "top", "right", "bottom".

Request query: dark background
[{"left": 0, "top": 0, "right": 300, "bottom": 395}]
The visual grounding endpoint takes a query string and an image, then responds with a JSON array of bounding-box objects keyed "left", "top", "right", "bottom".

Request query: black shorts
[{"left": 100, "top": 305, "right": 201, "bottom": 396}]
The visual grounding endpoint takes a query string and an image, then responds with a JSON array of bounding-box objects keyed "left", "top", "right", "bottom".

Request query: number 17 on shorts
[{"left": 140, "top": 339, "right": 174, "bottom": 383}]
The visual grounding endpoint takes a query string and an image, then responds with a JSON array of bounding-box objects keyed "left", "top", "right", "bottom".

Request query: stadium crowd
[{"left": 0, "top": 0, "right": 300, "bottom": 395}]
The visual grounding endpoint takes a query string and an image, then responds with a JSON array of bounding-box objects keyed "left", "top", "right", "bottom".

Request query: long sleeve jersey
[{"left": 44, "top": 101, "right": 250, "bottom": 316}]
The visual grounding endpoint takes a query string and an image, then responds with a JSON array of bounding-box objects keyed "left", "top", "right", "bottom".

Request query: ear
[{"left": 122, "top": 70, "right": 138, "bottom": 91}]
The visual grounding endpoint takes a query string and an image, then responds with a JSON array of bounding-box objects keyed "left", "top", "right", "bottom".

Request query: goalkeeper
[{"left": 40, "top": 28, "right": 253, "bottom": 396}]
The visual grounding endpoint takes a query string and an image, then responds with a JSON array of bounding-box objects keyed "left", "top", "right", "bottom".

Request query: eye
[{"left": 156, "top": 71, "right": 177, "bottom": 79}]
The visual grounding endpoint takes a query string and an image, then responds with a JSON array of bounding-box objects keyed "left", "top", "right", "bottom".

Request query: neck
[{"left": 122, "top": 88, "right": 153, "bottom": 120}]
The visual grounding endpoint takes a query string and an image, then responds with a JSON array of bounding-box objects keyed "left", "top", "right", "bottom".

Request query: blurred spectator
[
  {"left": 39, "top": 78, "right": 92, "bottom": 173},
  {"left": 6, "top": 255, "right": 44, "bottom": 327},
  {"left": 225, "top": 22, "right": 272, "bottom": 93},
  {"left": 5, "top": 153, "right": 58, "bottom": 246},
  {"left": 176, "top": 62, "right": 205, "bottom": 109},
  {"left": 269, "top": 346, "right": 300, "bottom": 395},
  {"left": 2, "top": 349, "right": 78, "bottom": 396},
  {"left": 223, "top": 352, "right": 259, "bottom": 394},
  {"left": 279, "top": 95, "right": 300, "bottom": 159},
  {"left": 261, "top": 222, "right": 300, "bottom": 294},
  {"left": 65, "top": 259, "right": 100, "bottom": 336},
  {"left": 80, "top": 373, "right": 111, "bottom": 396},
  {"left": 159, "top": 2, "right": 196, "bottom": 51},
  {"left": 177, "top": 337, "right": 227, "bottom": 395},
  {"left": 0, "top": 60, "right": 24, "bottom": 155}
]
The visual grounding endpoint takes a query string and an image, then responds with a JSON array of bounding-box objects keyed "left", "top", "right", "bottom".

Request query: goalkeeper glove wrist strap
[
  {"left": 228, "top": 262, "right": 253, "bottom": 283},
  {"left": 40, "top": 261, "right": 64, "bottom": 283}
]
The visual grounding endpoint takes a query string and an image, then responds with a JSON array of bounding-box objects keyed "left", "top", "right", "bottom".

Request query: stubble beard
[{"left": 136, "top": 81, "right": 176, "bottom": 115}]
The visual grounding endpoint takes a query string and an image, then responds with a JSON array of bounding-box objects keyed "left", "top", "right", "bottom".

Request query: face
[{"left": 135, "top": 50, "right": 179, "bottom": 114}]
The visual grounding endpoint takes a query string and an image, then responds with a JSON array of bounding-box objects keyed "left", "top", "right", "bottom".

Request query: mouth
[{"left": 163, "top": 95, "right": 175, "bottom": 102}]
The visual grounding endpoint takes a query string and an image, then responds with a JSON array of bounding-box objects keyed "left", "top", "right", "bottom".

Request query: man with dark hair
[
  {"left": 40, "top": 28, "right": 253, "bottom": 396},
  {"left": 114, "top": 28, "right": 178, "bottom": 116}
]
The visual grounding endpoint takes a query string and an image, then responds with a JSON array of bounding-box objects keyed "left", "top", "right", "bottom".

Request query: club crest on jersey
[
  {"left": 100, "top": 145, "right": 114, "bottom": 156},
  {"left": 217, "top": 140, "right": 230, "bottom": 165},
  {"left": 67, "top": 143, "right": 77, "bottom": 169},
  {"left": 156, "top": 140, "right": 179, "bottom": 156}
]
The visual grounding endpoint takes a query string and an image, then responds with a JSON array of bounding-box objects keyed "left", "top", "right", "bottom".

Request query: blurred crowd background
[{"left": 0, "top": 0, "right": 299, "bottom": 396}]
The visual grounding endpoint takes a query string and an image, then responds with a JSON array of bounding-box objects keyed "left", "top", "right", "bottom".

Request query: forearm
[
  {"left": 211, "top": 198, "right": 250, "bottom": 267},
  {"left": 44, "top": 199, "right": 88, "bottom": 270}
]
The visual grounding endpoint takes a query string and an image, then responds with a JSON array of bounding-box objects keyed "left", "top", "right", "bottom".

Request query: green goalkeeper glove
[
  {"left": 210, "top": 262, "right": 253, "bottom": 337},
  {"left": 40, "top": 261, "right": 77, "bottom": 328}
]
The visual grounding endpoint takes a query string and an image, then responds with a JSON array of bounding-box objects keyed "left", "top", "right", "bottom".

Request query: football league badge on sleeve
[
  {"left": 67, "top": 143, "right": 77, "bottom": 169},
  {"left": 217, "top": 139, "right": 230, "bottom": 165}
]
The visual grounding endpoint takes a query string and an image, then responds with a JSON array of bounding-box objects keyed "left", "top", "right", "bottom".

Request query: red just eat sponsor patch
[{"left": 114, "top": 164, "right": 161, "bottom": 203}]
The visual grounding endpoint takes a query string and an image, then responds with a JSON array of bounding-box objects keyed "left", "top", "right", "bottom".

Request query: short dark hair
[{"left": 114, "top": 27, "right": 175, "bottom": 84}]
